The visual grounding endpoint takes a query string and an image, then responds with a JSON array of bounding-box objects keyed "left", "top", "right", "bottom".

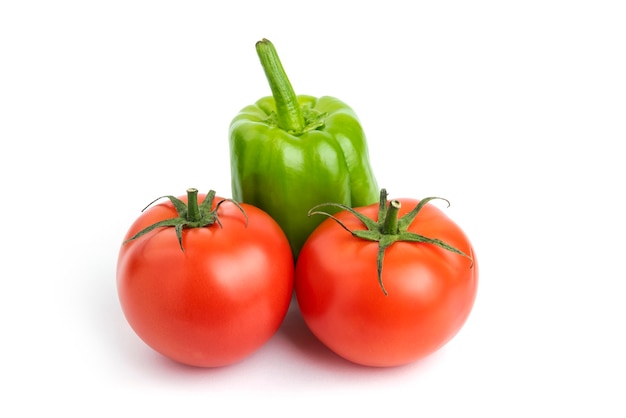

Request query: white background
[{"left": 2, "top": 0, "right": 625, "bottom": 416}]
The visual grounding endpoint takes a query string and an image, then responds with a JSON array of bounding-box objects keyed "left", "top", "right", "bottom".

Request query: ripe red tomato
[
  {"left": 117, "top": 190, "right": 294, "bottom": 367},
  {"left": 295, "top": 194, "right": 478, "bottom": 367}
]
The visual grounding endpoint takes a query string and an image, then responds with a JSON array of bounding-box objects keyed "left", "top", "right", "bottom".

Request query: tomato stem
[
  {"left": 382, "top": 200, "right": 401, "bottom": 234},
  {"left": 309, "top": 189, "right": 474, "bottom": 295},
  {"left": 123, "top": 189, "right": 249, "bottom": 252},
  {"left": 186, "top": 188, "right": 201, "bottom": 222}
]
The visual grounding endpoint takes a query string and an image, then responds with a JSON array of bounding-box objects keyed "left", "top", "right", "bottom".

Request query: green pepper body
[{"left": 229, "top": 40, "right": 379, "bottom": 258}]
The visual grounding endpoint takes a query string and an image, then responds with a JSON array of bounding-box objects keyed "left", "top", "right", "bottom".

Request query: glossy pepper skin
[{"left": 229, "top": 39, "right": 379, "bottom": 258}]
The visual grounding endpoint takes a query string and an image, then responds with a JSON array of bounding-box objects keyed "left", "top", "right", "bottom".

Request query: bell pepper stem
[
  {"left": 186, "top": 188, "right": 201, "bottom": 222},
  {"left": 382, "top": 200, "right": 401, "bottom": 234},
  {"left": 256, "top": 39, "right": 305, "bottom": 133}
]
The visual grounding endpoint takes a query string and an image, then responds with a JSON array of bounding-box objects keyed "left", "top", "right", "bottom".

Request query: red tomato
[
  {"left": 117, "top": 191, "right": 294, "bottom": 367},
  {"left": 295, "top": 196, "right": 478, "bottom": 367}
]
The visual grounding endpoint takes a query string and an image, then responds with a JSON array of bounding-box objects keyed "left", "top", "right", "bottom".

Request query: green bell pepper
[{"left": 229, "top": 39, "right": 379, "bottom": 257}]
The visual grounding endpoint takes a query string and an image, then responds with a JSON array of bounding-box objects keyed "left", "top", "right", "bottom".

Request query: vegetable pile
[{"left": 116, "top": 39, "right": 478, "bottom": 368}]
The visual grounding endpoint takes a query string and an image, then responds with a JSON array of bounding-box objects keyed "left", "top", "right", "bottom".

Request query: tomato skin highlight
[
  {"left": 117, "top": 193, "right": 294, "bottom": 367},
  {"left": 295, "top": 198, "right": 478, "bottom": 367}
]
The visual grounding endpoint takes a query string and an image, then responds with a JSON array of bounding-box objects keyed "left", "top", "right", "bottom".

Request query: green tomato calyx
[
  {"left": 308, "top": 188, "right": 473, "bottom": 296},
  {"left": 123, "top": 188, "right": 248, "bottom": 252}
]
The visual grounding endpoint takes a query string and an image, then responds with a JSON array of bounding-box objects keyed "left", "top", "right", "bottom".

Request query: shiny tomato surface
[
  {"left": 295, "top": 198, "right": 478, "bottom": 367},
  {"left": 117, "top": 193, "right": 294, "bottom": 367}
]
